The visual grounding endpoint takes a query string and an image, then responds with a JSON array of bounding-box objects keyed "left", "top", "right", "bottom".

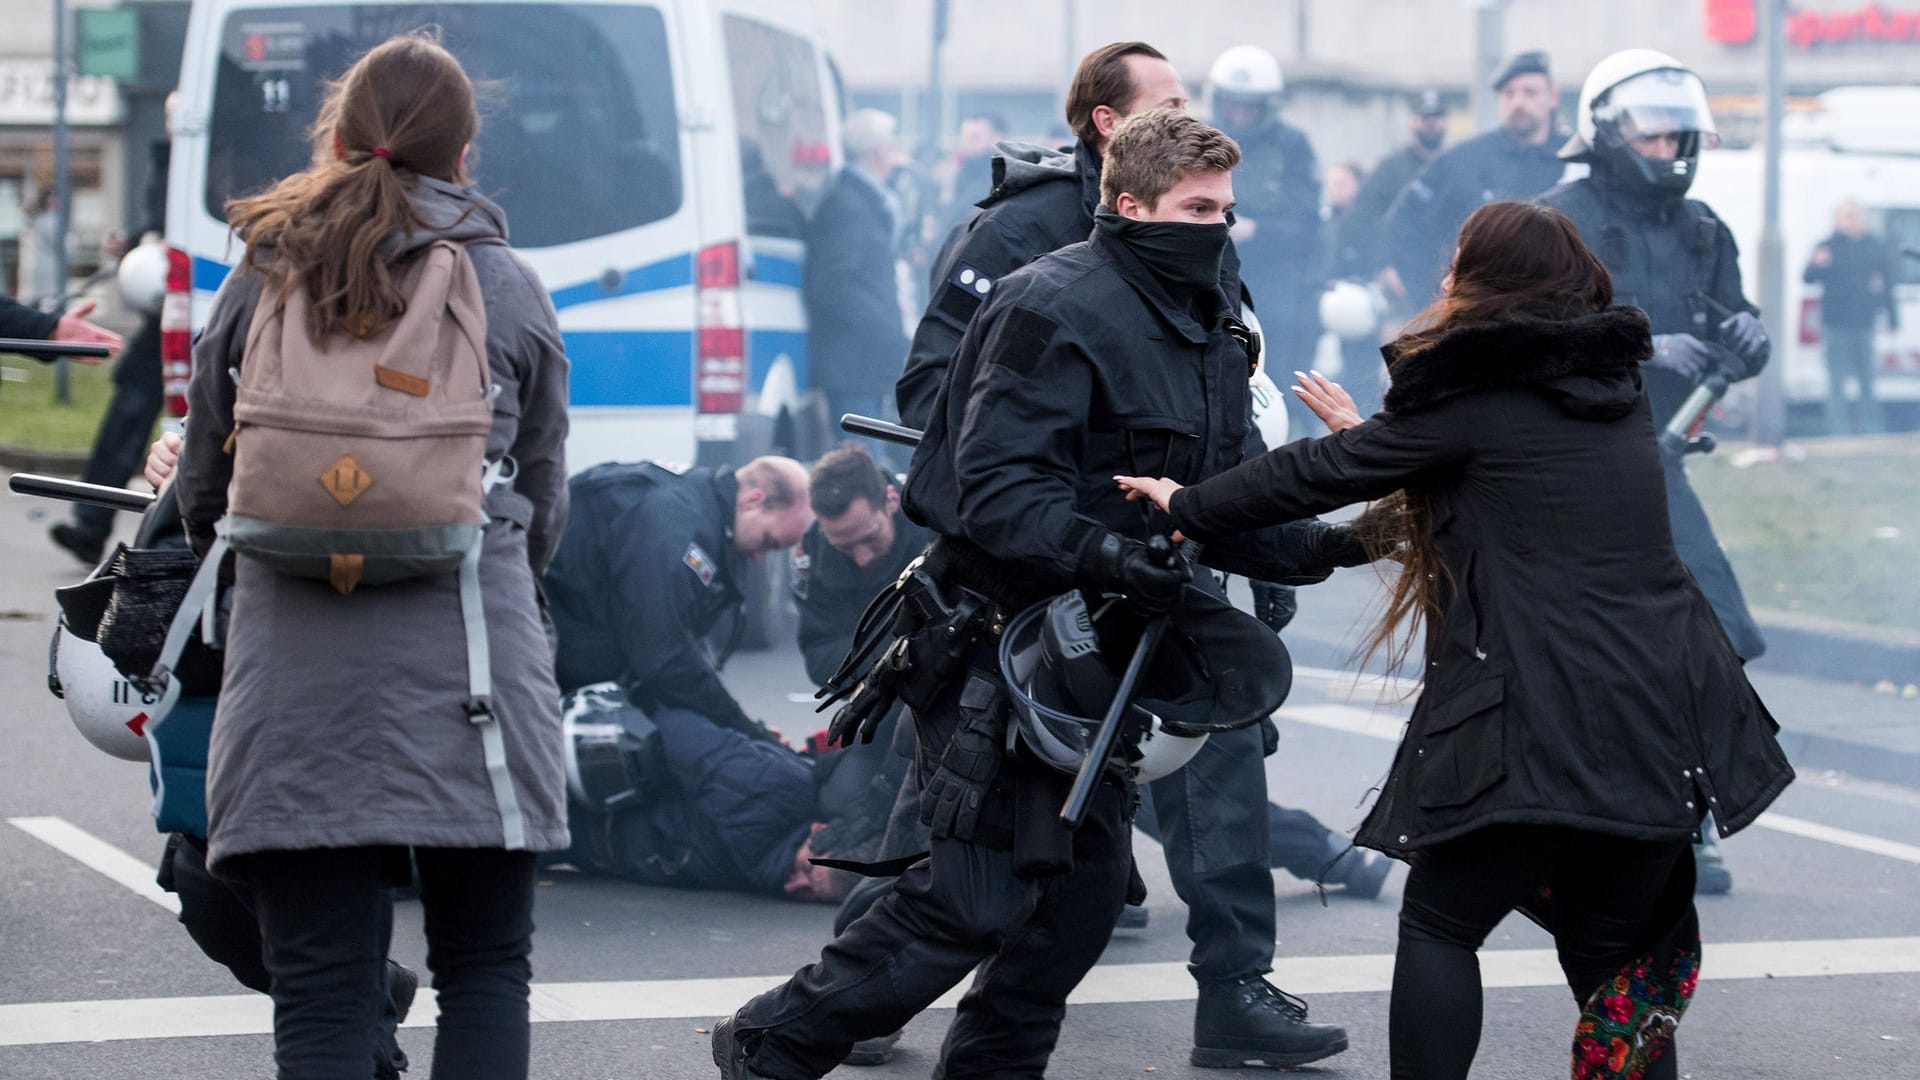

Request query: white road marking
[
  {"left": 2, "top": 936, "right": 1916, "bottom": 1047},
  {"left": 8, "top": 816, "right": 179, "bottom": 915},
  {"left": 1754, "top": 812, "right": 1920, "bottom": 865},
  {"left": 1278, "top": 702, "right": 1404, "bottom": 742}
]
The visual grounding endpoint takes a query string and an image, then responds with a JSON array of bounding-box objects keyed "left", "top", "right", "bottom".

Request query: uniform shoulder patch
[
  {"left": 789, "top": 547, "right": 812, "bottom": 600},
  {"left": 947, "top": 260, "right": 997, "bottom": 298},
  {"left": 683, "top": 542, "right": 718, "bottom": 587}
]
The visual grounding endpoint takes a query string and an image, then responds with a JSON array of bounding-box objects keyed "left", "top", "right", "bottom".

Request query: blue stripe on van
[
  {"left": 563, "top": 329, "right": 693, "bottom": 407},
  {"left": 748, "top": 328, "right": 809, "bottom": 391},
  {"left": 548, "top": 253, "right": 694, "bottom": 311},
  {"left": 752, "top": 252, "right": 803, "bottom": 289},
  {"left": 193, "top": 256, "right": 231, "bottom": 293}
]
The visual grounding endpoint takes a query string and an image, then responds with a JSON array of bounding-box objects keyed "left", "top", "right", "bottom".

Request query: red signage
[{"left": 1706, "top": 1, "right": 1920, "bottom": 45}]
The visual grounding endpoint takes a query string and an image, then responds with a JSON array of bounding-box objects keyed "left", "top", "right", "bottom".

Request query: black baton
[
  {"left": 0, "top": 338, "right": 113, "bottom": 359},
  {"left": 8, "top": 473, "right": 157, "bottom": 513},
  {"left": 840, "top": 413, "right": 924, "bottom": 448}
]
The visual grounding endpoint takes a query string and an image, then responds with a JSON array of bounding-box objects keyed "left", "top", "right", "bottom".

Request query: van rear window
[{"left": 205, "top": 4, "right": 682, "bottom": 247}]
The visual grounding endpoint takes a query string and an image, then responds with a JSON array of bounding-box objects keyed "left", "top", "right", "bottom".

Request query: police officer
[
  {"left": 714, "top": 108, "right": 1367, "bottom": 1080},
  {"left": 1348, "top": 90, "right": 1451, "bottom": 310},
  {"left": 542, "top": 456, "right": 814, "bottom": 738},
  {"left": 792, "top": 446, "right": 932, "bottom": 686},
  {"left": 1385, "top": 50, "right": 1568, "bottom": 304},
  {"left": 1539, "top": 49, "right": 1770, "bottom": 896},
  {"left": 1207, "top": 45, "right": 1324, "bottom": 388},
  {"left": 891, "top": 41, "right": 1354, "bottom": 1069}
]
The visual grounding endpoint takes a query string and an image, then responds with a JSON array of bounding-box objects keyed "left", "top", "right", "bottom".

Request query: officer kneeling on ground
[{"left": 713, "top": 108, "right": 1370, "bottom": 1080}]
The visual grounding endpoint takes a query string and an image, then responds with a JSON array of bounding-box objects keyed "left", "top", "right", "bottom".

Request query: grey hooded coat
[{"left": 175, "top": 176, "right": 572, "bottom": 871}]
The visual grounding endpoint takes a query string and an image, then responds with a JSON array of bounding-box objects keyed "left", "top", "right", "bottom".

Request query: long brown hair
[
  {"left": 1358, "top": 200, "right": 1614, "bottom": 674},
  {"left": 227, "top": 31, "right": 478, "bottom": 340}
]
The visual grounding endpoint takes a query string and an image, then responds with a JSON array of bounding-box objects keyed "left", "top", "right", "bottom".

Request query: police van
[
  {"left": 162, "top": 0, "right": 844, "bottom": 470},
  {"left": 1692, "top": 88, "right": 1920, "bottom": 428}
]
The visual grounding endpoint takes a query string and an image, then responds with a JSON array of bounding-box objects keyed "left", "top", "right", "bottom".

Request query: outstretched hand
[
  {"left": 1292, "top": 369, "right": 1362, "bottom": 433},
  {"left": 1115, "top": 474, "right": 1184, "bottom": 519},
  {"left": 52, "top": 301, "right": 121, "bottom": 359}
]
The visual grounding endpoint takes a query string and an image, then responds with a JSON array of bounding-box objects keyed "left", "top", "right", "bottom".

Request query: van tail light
[
  {"left": 160, "top": 247, "right": 193, "bottom": 416},
  {"left": 695, "top": 241, "right": 745, "bottom": 418},
  {"left": 1798, "top": 295, "right": 1822, "bottom": 347}
]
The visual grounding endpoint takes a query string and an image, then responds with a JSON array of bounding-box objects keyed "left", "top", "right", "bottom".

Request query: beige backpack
[{"left": 150, "top": 238, "right": 531, "bottom": 848}]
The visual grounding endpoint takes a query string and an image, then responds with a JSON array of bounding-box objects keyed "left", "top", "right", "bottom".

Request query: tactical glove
[
  {"left": 826, "top": 638, "right": 907, "bottom": 748},
  {"left": 921, "top": 675, "right": 1006, "bottom": 841},
  {"left": 1076, "top": 533, "right": 1190, "bottom": 616},
  {"left": 1649, "top": 334, "right": 1734, "bottom": 384},
  {"left": 1251, "top": 580, "right": 1298, "bottom": 633},
  {"left": 1716, "top": 311, "right": 1770, "bottom": 378}
]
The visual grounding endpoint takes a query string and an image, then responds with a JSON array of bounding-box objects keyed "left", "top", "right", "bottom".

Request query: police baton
[
  {"left": 1060, "top": 537, "right": 1179, "bottom": 830},
  {"left": 0, "top": 338, "right": 113, "bottom": 361},
  {"left": 839, "top": 413, "right": 923, "bottom": 448},
  {"left": 8, "top": 473, "right": 157, "bottom": 513}
]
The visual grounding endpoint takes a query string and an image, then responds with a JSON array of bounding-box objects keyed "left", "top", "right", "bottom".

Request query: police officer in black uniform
[
  {"left": 714, "top": 108, "right": 1367, "bottom": 1080},
  {"left": 1348, "top": 90, "right": 1450, "bottom": 309},
  {"left": 1538, "top": 50, "right": 1770, "bottom": 897},
  {"left": 890, "top": 41, "right": 1355, "bottom": 1069},
  {"left": 792, "top": 446, "right": 933, "bottom": 686},
  {"left": 1385, "top": 50, "right": 1568, "bottom": 304},
  {"left": 543, "top": 456, "right": 814, "bottom": 738}
]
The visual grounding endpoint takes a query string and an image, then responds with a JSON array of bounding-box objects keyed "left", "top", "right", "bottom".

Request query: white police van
[
  {"left": 161, "top": 0, "right": 843, "bottom": 469},
  {"left": 1693, "top": 88, "right": 1920, "bottom": 426}
]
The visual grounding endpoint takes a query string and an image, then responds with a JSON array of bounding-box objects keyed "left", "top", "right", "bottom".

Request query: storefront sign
[
  {"left": 1707, "top": 1, "right": 1920, "bottom": 46},
  {"left": 0, "top": 62, "right": 123, "bottom": 126}
]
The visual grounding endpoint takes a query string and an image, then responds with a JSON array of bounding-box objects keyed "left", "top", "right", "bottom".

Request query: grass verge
[
  {"left": 0, "top": 355, "right": 117, "bottom": 454},
  {"left": 1690, "top": 435, "right": 1920, "bottom": 633}
]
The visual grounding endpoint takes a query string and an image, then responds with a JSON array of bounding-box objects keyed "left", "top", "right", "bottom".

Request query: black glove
[
  {"left": 1077, "top": 533, "right": 1190, "bottom": 616},
  {"left": 826, "top": 639, "right": 906, "bottom": 748},
  {"left": 920, "top": 675, "right": 1005, "bottom": 840},
  {"left": 1251, "top": 580, "right": 1297, "bottom": 632},
  {"left": 1716, "top": 311, "right": 1769, "bottom": 378},
  {"left": 1649, "top": 333, "right": 1734, "bottom": 383}
]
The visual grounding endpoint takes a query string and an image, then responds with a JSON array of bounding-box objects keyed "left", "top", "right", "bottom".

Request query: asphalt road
[{"left": 1, "top": 480, "right": 1916, "bottom": 1079}]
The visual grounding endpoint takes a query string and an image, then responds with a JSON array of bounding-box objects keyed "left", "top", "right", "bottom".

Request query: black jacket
[
  {"left": 804, "top": 168, "right": 908, "bottom": 396},
  {"left": 1538, "top": 176, "right": 1758, "bottom": 428},
  {"left": 1804, "top": 232, "right": 1900, "bottom": 331},
  {"left": 1346, "top": 141, "right": 1442, "bottom": 280},
  {"left": 544, "top": 463, "right": 759, "bottom": 735},
  {"left": 1386, "top": 129, "right": 1568, "bottom": 303},
  {"left": 792, "top": 509, "right": 932, "bottom": 685},
  {"left": 0, "top": 296, "right": 60, "bottom": 345},
  {"left": 1169, "top": 309, "right": 1794, "bottom": 857},
  {"left": 1218, "top": 117, "right": 1322, "bottom": 327},
  {"left": 895, "top": 140, "right": 1247, "bottom": 429},
  {"left": 902, "top": 223, "right": 1362, "bottom": 599}
]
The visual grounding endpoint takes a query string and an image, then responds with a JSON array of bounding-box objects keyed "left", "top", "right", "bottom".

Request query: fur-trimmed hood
[{"left": 1382, "top": 307, "right": 1654, "bottom": 419}]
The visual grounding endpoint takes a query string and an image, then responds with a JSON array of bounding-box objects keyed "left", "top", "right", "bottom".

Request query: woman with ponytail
[
  {"left": 174, "top": 32, "right": 570, "bottom": 1079},
  {"left": 1117, "top": 201, "right": 1793, "bottom": 1079}
]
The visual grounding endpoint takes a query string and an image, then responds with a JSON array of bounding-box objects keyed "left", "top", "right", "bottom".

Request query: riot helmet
[
  {"left": 51, "top": 620, "right": 178, "bottom": 762},
  {"left": 998, "top": 591, "right": 1208, "bottom": 783},
  {"left": 561, "top": 682, "right": 663, "bottom": 813},
  {"left": 1207, "top": 45, "right": 1285, "bottom": 131},
  {"left": 1563, "top": 50, "right": 1718, "bottom": 198}
]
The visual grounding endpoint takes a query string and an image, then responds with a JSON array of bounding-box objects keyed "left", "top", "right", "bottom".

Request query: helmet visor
[{"left": 1601, "top": 69, "right": 1718, "bottom": 142}]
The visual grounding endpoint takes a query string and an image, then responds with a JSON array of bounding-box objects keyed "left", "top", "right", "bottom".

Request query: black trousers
[
  {"left": 71, "top": 319, "right": 162, "bottom": 539},
  {"left": 736, "top": 778, "right": 1133, "bottom": 1080},
  {"left": 234, "top": 846, "right": 537, "bottom": 1080},
  {"left": 1389, "top": 826, "right": 1696, "bottom": 1080},
  {"left": 1139, "top": 723, "right": 1280, "bottom": 982},
  {"left": 160, "top": 835, "right": 409, "bottom": 1077}
]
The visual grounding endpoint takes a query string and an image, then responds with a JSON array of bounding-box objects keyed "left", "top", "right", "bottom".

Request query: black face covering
[
  {"left": 1416, "top": 129, "right": 1446, "bottom": 152},
  {"left": 1094, "top": 207, "right": 1229, "bottom": 292}
]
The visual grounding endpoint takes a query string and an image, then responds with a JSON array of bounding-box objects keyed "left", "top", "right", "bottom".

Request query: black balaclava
[{"left": 1094, "top": 206, "right": 1229, "bottom": 292}]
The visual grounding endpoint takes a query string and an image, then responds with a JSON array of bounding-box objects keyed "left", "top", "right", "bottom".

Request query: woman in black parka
[{"left": 1118, "top": 201, "right": 1793, "bottom": 1080}]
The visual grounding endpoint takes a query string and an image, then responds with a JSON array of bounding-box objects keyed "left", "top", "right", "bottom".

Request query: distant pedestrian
[
  {"left": 1385, "top": 51, "right": 1567, "bottom": 305},
  {"left": 938, "top": 112, "right": 1007, "bottom": 239},
  {"left": 172, "top": 32, "right": 571, "bottom": 1079},
  {"left": 1804, "top": 199, "right": 1900, "bottom": 435},
  {"left": 1119, "top": 200, "right": 1794, "bottom": 1080},
  {"left": 804, "top": 108, "right": 910, "bottom": 446}
]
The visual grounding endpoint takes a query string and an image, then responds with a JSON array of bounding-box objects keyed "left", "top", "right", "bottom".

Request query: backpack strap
[
  {"left": 145, "top": 522, "right": 230, "bottom": 694},
  {"left": 463, "top": 454, "right": 528, "bottom": 850}
]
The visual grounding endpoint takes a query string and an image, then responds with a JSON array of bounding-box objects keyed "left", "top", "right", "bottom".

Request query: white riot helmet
[
  {"left": 1242, "top": 307, "right": 1290, "bottom": 447},
  {"left": 1319, "top": 281, "right": 1385, "bottom": 341},
  {"left": 1562, "top": 49, "right": 1718, "bottom": 197},
  {"left": 1132, "top": 711, "right": 1209, "bottom": 783},
  {"left": 116, "top": 239, "right": 170, "bottom": 316},
  {"left": 1208, "top": 45, "right": 1284, "bottom": 127},
  {"left": 51, "top": 621, "right": 177, "bottom": 762}
]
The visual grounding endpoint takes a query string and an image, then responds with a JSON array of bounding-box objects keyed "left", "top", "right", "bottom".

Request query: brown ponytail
[{"left": 227, "top": 30, "right": 479, "bottom": 340}]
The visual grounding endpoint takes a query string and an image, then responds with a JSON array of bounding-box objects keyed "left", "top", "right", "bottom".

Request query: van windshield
[{"left": 204, "top": 4, "right": 681, "bottom": 248}]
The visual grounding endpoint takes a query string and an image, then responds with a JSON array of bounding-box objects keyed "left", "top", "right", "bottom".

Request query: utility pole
[
  {"left": 1466, "top": 0, "right": 1508, "bottom": 131},
  {"left": 929, "top": 0, "right": 949, "bottom": 150},
  {"left": 52, "top": 0, "right": 73, "bottom": 404},
  {"left": 1751, "top": 0, "right": 1788, "bottom": 447}
]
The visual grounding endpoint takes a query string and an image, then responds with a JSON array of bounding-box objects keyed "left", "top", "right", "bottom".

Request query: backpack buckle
[{"left": 465, "top": 695, "right": 495, "bottom": 722}]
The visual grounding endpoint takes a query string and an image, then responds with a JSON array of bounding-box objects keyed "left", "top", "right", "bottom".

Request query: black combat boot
[
  {"left": 1191, "top": 976, "right": 1349, "bottom": 1069},
  {"left": 710, "top": 1013, "right": 778, "bottom": 1080}
]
